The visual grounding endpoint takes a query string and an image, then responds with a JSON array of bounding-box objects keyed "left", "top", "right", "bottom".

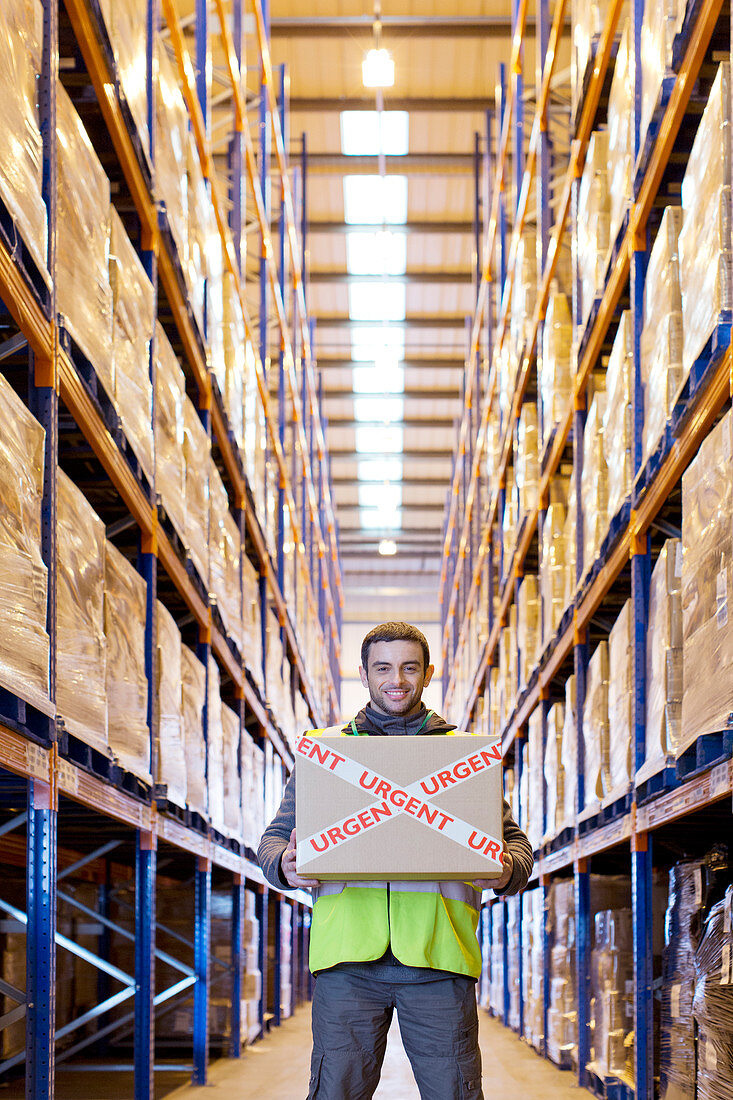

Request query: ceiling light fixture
[
  {"left": 362, "top": 2, "right": 394, "bottom": 89},
  {"left": 378, "top": 539, "right": 398, "bottom": 556}
]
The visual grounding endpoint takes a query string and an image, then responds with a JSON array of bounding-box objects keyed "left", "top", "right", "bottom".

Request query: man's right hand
[{"left": 280, "top": 828, "right": 320, "bottom": 889}]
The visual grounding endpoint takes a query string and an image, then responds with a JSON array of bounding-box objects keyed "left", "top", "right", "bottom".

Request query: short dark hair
[{"left": 361, "top": 622, "right": 430, "bottom": 672}]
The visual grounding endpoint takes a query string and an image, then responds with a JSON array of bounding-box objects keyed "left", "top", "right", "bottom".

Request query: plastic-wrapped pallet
[
  {"left": 571, "top": 0, "right": 605, "bottom": 110},
  {"left": 156, "top": 41, "right": 189, "bottom": 265},
  {"left": 243, "top": 551, "right": 263, "bottom": 691},
  {"left": 207, "top": 232, "right": 226, "bottom": 412},
  {"left": 577, "top": 131, "right": 611, "bottom": 329},
  {"left": 693, "top": 884, "right": 733, "bottom": 1100},
  {"left": 583, "top": 641, "right": 609, "bottom": 814},
  {"left": 606, "top": 21, "right": 633, "bottom": 259},
  {"left": 489, "top": 903, "right": 505, "bottom": 1017},
  {"left": 486, "top": 404, "right": 502, "bottom": 485},
  {"left": 640, "top": 539, "right": 683, "bottom": 781},
  {"left": 56, "top": 471, "right": 106, "bottom": 751},
  {"left": 640, "top": 0, "right": 688, "bottom": 155},
  {"left": 582, "top": 392, "right": 608, "bottom": 580},
  {"left": 223, "top": 272, "right": 246, "bottom": 451},
  {"left": 517, "top": 574, "right": 540, "bottom": 692},
  {"left": 498, "top": 605, "right": 517, "bottom": 731},
  {"left": 502, "top": 468, "right": 517, "bottom": 578},
  {"left": 156, "top": 602, "right": 187, "bottom": 809},
  {"left": 606, "top": 601, "right": 633, "bottom": 801},
  {"left": 186, "top": 134, "right": 209, "bottom": 332},
  {"left": 527, "top": 709, "right": 544, "bottom": 851},
  {"left": 241, "top": 728, "right": 265, "bottom": 852},
  {"left": 244, "top": 340, "right": 267, "bottom": 522},
  {"left": 543, "top": 702, "right": 565, "bottom": 840},
  {"left": 678, "top": 63, "right": 732, "bottom": 378},
  {"left": 104, "top": 542, "right": 149, "bottom": 780},
  {"left": 602, "top": 312, "right": 633, "bottom": 524},
  {"left": 281, "top": 905, "right": 293, "bottom": 1018},
  {"left": 183, "top": 396, "right": 210, "bottom": 585},
  {"left": 507, "top": 896, "right": 521, "bottom": 1031},
  {"left": 154, "top": 322, "right": 187, "bottom": 546},
  {"left": 680, "top": 409, "right": 733, "bottom": 751},
  {"left": 0, "top": 375, "right": 49, "bottom": 713},
  {"left": 548, "top": 877, "right": 577, "bottom": 1066},
  {"left": 540, "top": 294, "right": 572, "bottom": 453},
  {"left": 498, "top": 342, "right": 519, "bottom": 428},
  {"left": 641, "top": 207, "right": 684, "bottom": 466},
  {"left": 515, "top": 403, "right": 539, "bottom": 519},
  {"left": 660, "top": 848, "right": 731, "bottom": 1100},
  {"left": 207, "top": 658, "right": 225, "bottom": 834},
  {"left": 560, "top": 675, "right": 578, "bottom": 830},
  {"left": 96, "top": 0, "right": 148, "bottom": 153},
  {"left": 590, "top": 908, "right": 634, "bottom": 1078},
  {"left": 563, "top": 467, "right": 578, "bottom": 611},
  {"left": 511, "top": 231, "right": 537, "bottom": 358},
  {"left": 56, "top": 81, "right": 113, "bottom": 393},
  {"left": 109, "top": 209, "right": 155, "bottom": 483},
  {"left": 488, "top": 666, "right": 501, "bottom": 741},
  {"left": 0, "top": 0, "right": 47, "bottom": 281},
  {"left": 221, "top": 703, "right": 242, "bottom": 838},
  {"left": 523, "top": 888, "right": 545, "bottom": 1052},
  {"left": 209, "top": 462, "right": 242, "bottom": 651},
  {"left": 541, "top": 502, "right": 567, "bottom": 647},
  {"left": 181, "top": 644, "right": 207, "bottom": 819}
]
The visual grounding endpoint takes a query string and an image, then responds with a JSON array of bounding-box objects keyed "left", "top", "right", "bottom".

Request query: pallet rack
[
  {"left": 0, "top": 0, "right": 333, "bottom": 1095},
  {"left": 441, "top": 0, "right": 733, "bottom": 1097}
]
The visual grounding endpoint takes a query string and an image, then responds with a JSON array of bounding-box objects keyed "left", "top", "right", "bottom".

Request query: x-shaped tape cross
[{"left": 296, "top": 734, "right": 504, "bottom": 870}]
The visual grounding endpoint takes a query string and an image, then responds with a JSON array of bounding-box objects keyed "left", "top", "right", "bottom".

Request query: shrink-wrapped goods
[
  {"left": 156, "top": 42, "right": 189, "bottom": 265},
  {"left": 517, "top": 575, "right": 540, "bottom": 692},
  {"left": 693, "top": 884, "right": 733, "bottom": 1100},
  {"left": 523, "top": 888, "right": 545, "bottom": 1051},
  {"left": 489, "top": 903, "right": 505, "bottom": 1017},
  {"left": 498, "top": 342, "right": 519, "bottom": 428},
  {"left": 56, "top": 472, "right": 107, "bottom": 750},
  {"left": 582, "top": 393, "right": 608, "bottom": 580},
  {"left": 186, "top": 134, "right": 210, "bottom": 332},
  {"left": 590, "top": 908, "right": 634, "bottom": 1077},
  {"left": 527, "top": 708, "right": 544, "bottom": 850},
  {"left": 641, "top": 206, "right": 684, "bottom": 465},
  {"left": 577, "top": 131, "right": 611, "bottom": 329},
  {"left": 660, "top": 848, "right": 731, "bottom": 1100},
  {"left": 541, "top": 502, "right": 567, "bottom": 646},
  {"left": 679, "top": 63, "right": 732, "bottom": 377},
  {"left": 104, "top": 542, "right": 149, "bottom": 780},
  {"left": 244, "top": 341, "right": 267, "bottom": 521},
  {"left": 640, "top": 0, "right": 687, "bottom": 155},
  {"left": 209, "top": 463, "right": 242, "bottom": 650},
  {"left": 511, "top": 232, "right": 537, "bottom": 358},
  {"left": 571, "top": 0, "right": 605, "bottom": 109},
  {"left": 498, "top": 605, "right": 517, "bottom": 731},
  {"left": 96, "top": 0, "right": 148, "bottom": 152},
  {"left": 221, "top": 703, "right": 242, "bottom": 837},
  {"left": 241, "top": 728, "right": 265, "bottom": 851},
  {"left": 548, "top": 877, "right": 577, "bottom": 1065},
  {"left": 109, "top": 209, "right": 155, "bottom": 483},
  {"left": 56, "top": 82, "right": 113, "bottom": 393},
  {"left": 207, "top": 658, "right": 225, "bottom": 834},
  {"left": 507, "top": 895, "right": 521, "bottom": 1031},
  {"left": 540, "top": 294, "right": 573, "bottom": 453},
  {"left": 183, "top": 397, "right": 210, "bottom": 584},
  {"left": 606, "top": 601, "right": 633, "bottom": 800},
  {"left": 544, "top": 702, "right": 565, "bottom": 839},
  {"left": 560, "top": 675, "right": 578, "bottom": 830},
  {"left": 502, "top": 469, "right": 517, "bottom": 579},
  {"left": 602, "top": 312, "right": 633, "bottom": 523},
  {"left": 223, "top": 272, "right": 246, "bottom": 450},
  {"left": 515, "top": 403, "right": 539, "bottom": 518},
  {"left": 154, "top": 322, "right": 187, "bottom": 545},
  {"left": 486, "top": 405, "right": 502, "bottom": 486},
  {"left": 181, "top": 644, "right": 207, "bottom": 818},
  {"left": 563, "top": 468, "right": 578, "bottom": 610},
  {"left": 156, "top": 602, "right": 187, "bottom": 808},
  {"left": 640, "top": 539, "right": 683, "bottom": 781},
  {"left": 488, "top": 666, "right": 501, "bottom": 741},
  {"left": 583, "top": 641, "right": 609, "bottom": 814},
  {"left": 606, "top": 22, "right": 633, "bottom": 258},
  {"left": 0, "top": 374, "right": 49, "bottom": 711},
  {"left": 207, "top": 231, "right": 226, "bottom": 407},
  {"left": 0, "top": 0, "right": 47, "bottom": 280},
  {"left": 680, "top": 410, "right": 733, "bottom": 750}
]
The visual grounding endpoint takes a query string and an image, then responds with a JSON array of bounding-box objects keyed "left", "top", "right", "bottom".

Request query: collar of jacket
[{"left": 348, "top": 702, "right": 456, "bottom": 736}]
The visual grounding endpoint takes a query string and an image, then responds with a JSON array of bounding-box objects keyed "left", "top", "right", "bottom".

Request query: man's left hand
[{"left": 472, "top": 843, "right": 513, "bottom": 893}]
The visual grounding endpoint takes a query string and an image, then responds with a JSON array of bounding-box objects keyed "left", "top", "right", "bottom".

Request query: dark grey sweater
[{"left": 257, "top": 702, "right": 534, "bottom": 900}]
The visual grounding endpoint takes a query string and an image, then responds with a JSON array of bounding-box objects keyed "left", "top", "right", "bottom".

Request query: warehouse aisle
[{"left": 166, "top": 1006, "right": 580, "bottom": 1099}]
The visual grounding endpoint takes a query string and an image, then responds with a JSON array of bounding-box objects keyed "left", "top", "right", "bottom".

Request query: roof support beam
[
  {"left": 307, "top": 153, "right": 474, "bottom": 173},
  {"left": 308, "top": 221, "right": 473, "bottom": 236},
  {"left": 318, "top": 357, "right": 464, "bottom": 370},
  {"left": 291, "top": 96, "right": 492, "bottom": 113},
  {"left": 323, "top": 389, "right": 461, "bottom": 401},
  {"left": 270, "top": 15, "right": 565, "bottom": 36},
  {"left": 327, "top": 417, "right": 457, "bottom": 428},
  {"left": 315, "top": 316, "right": 467, "bottom": 330},
  {"left": 310, "top": 271, "right": 471, "bottom": 286}
]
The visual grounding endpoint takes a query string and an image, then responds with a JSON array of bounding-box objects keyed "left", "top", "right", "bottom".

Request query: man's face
[{"left": 358, "top": 639, "right": 435, "bottom": 718}]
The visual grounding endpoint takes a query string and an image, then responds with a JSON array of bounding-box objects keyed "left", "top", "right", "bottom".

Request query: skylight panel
[
  {"left": 354, "top": 424, "right": 404, "bottom": 453},
  {"left": 346, "top": 231, "right": 407, "bottom": 276},
  {"left": 348, "top": 281, "right": 406, "bottom": 322},
  {"left": 354, "top": 396, "right": 404, "bottom": 423},
  {"left": 343, "top": 176, "right": 408, "bottom": 225},
  {"left": 357, "top": 458, "right": 403, "bottom": 482},
  {"left": 352, "top": 364, "right": 405, "bottom": 394},
  {"left": 351, "top": 326, "right": 406, "bottom": 361},
  {"left": 359, "top": 483, "right": 401, "bottom": 510},
  {"left": 360, "top": 508, "right": 401, "bottom": 530},
  {"left": 340, "top": 111, "right": 409, "bottom": 156}
]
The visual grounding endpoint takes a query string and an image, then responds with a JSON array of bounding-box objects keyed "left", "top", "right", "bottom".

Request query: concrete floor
[{"left": 166, "top": 1006, "right": 581, "bottom": 1100}]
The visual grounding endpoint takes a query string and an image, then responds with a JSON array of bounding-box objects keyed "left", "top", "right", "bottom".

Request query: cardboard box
[{"left": 295, "top": 734, "right": 504, "bottom": 881}]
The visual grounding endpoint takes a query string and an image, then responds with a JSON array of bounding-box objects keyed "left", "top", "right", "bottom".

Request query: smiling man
[{"left": 257, "top": 621, "right": 534, "bottom": 1100}]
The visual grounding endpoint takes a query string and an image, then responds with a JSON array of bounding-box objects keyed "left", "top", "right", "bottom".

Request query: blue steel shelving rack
[
  {"left": 0, "top": 0, "right": 333, "bottom": 1095},
  {"left": 441, "top": 0, "right": 733, "bottom": 1097}
]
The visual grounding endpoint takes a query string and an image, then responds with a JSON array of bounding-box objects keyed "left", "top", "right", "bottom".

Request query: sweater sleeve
[
  {"left": 496, "top": 797, "right": 534, "bottom": 896},
  {"left": 257, "top": 769, "right": 296, "bottom": 890}
]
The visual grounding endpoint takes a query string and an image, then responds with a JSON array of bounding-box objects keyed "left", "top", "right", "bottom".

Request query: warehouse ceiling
[{"left": 175, "top": 0, "right": 570, "bottom": 608}]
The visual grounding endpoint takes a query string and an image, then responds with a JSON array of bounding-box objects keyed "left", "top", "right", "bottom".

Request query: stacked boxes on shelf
[
  {"left": 280, "top": 904, "right": 293, "bottom": 1020},
  {"left": 241, "top": 729, "right": 265, "bottom": 852},
  {"left": 605, "top": 21, "right": 633, "bottom": 258},
  {"left": 526, "top": 709, "right": 544, "bottom": 851},
  {"left": 155, "top": 41, "right": 188, "bottom": 263},
  {"left": 581, "top": 391, "right": 608, "bottom": 581},
  {"left": 602, "top": 313, "right": 633, "bottom": 526},
  {"left": 560, "top": 677, "right": 578, "bottom": 832},
  {"left": 489, "top": 903, "right": 505, "bottom": 1017},
  {"left": 96, "top": 0, "right": 149, "bottom": 153},
  {"left": 506, "top": 896, "right": 521, "bottom": 1031},
  {"left": 183, "top": 397, "right": 210, "bottom": 586},
  {"left": 571, "top": 0, "right": 604, "bottom": 111},
  {"left": 517, "top": 575, "right": 540, "bottom": 693},
  {"left": 539, "top": 294, "right": 572, "bottom": 454},
  {"left": 547, "top": 878, "right": 577, "bottom": 1066},
  {"left": 589, "top": 908, "right": 634, "bottom": 1079},
  {"left": 577, "top": 131, "right": 610, "bottom": 329},
  {"left": 154, "top": 322, "right": 188, "bottom": 545},
  {"left": 692, "top": 884, "right": 733, "bottom": 1100},
  {"left": 582, "top": 640, "right": 609, "bottom": 818},
  {"left": 243, "top": 890, "right": 262, "bottom": 1042},
  {"left": 156, "top": 602, "right": 187, "bottom": 808},
  {"left": 543, "top": 701, "right": 565, "bottom": 840},
  {"left": 639, "top": 0, "right": 688, "bottom": 154},
  {"left": 181, "top": 645, "right": 208, "bottom": 819},
  {"left": 522, "top": 888, "right": 544, "bottom": 1052},
  {"left": 104, "top": 541, "right": 150, "bottom": 781},
  {"left": 514, "top": 403, "right": 539, "bottom": 520},
  {"left": 606, "top": 601, "right": 634, "bottom": 802},
  {"left": 640, "top": 539, "right": 683, "bottom": 783}
]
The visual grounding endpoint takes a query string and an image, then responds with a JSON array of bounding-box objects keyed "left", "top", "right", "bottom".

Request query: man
[{"left": 258, "top": 622, "right": 534, "bottom": 1100}]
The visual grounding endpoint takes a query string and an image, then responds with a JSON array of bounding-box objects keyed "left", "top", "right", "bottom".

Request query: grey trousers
[{"left": 307, "top": 969, "right": 484, "bottom": 1100}]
